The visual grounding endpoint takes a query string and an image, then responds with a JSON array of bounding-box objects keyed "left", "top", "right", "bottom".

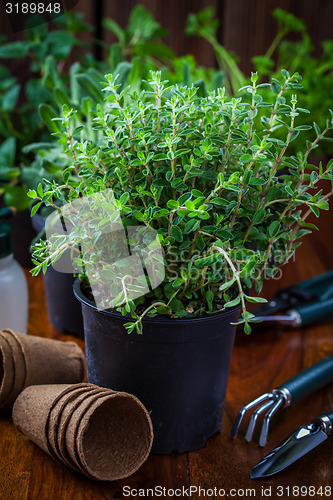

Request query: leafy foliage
[
  {"left": 29, "top": 70, "right": 333, "bottom": 333},
  {"left": 252, "top": 8, "right": 333, "bottom": 156},
  {"left": 0, "top": 5, "right": 239, "bottom": 211},
  {"left": 189, "top": 7, "right": 333, "bottom": 156},
  {"left": 186, "top": 7, "right": 245, "bottom": 95},
  {"left": 0, "top": 12, "right": 98, "bottom": 209}
]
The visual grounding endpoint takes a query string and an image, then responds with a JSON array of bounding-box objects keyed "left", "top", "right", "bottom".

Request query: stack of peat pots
[
  {"left": 0, "top": 329, "right": 85, "bottom": 408},
  {"left": 0, "top": 329, "right": 153, "bottom": 481}
]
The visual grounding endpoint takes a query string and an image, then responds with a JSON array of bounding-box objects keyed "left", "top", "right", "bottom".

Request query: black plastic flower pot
[
  {"left": 0, "top": 196, "right": 36, "bottom": 267},
  {"left": 74, "top": 279, "right": 240, "bottom": 454},
  {"left": 31, "top": 213, "right": 84, "bottom": 338},
  {"left": 42, "top": 268, "right": 84, "bottom": 338}
]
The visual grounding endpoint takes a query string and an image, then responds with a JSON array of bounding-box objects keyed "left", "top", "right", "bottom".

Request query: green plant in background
[
  {"left": 102, "top": 4, "right": 174, "bottom": 84},
  {"left": 252, "top": 8, "right": 307, "bottom": 75},
  {"left": 0, "top": 12, "right": 102, "bottom": 210},
  {"left": 0, "top": 8, "right": 156, "bottom": 212},
  {"left": 102, "top": 4, "right": 227, "bottom": 96},
  {"left": 29, "top": 70, "right": 333, "bottom": 333},
  {"left": 0, "top": 5, "right": 237, "bottom": 212},
  {"left": 252, "top": 8, "right": 333, "bottom": 157},
  {"left": 188, "top": 7, "right": 333, "bottom": 157},
  {"left": 186, "top": 7, "right": 245, "bottom": 95}
]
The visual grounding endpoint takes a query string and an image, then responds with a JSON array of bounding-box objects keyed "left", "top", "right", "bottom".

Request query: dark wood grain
[
  {"left": 1, "top": 0, "right": 332, "bottom": 75},
  {"left": 222, "top": 0, "right": 333, "bottom": 75},
  {"left": 0, "top": 413, "right": 34, "bottom": 500}
]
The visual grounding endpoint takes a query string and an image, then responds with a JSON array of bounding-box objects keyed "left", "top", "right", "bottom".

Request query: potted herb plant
[
  {"left": 2, "top": 4, "right": 229, "bottom": 331},
  {"left": 29, "top": 70, "right": 333, "bottom": 453}
]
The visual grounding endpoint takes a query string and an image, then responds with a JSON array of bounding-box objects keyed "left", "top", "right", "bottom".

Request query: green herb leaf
[
  {"left": 170, "top": 225, "right": 183, "bottom": 242},
  {"left": 184, "top": 219, "right": 199, "bottom": 234},
  {"left": 224, "top": 296, "right": 241, "bottom": 308}
]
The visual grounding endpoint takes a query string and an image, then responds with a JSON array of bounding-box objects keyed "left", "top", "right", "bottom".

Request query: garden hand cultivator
[{"left": 231, "top": 356, "right": 333, "bottom": 447}]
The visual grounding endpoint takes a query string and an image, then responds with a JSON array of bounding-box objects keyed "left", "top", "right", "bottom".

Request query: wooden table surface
[{"left": 1, "top": 210, "right": 333, "bottom": 500}]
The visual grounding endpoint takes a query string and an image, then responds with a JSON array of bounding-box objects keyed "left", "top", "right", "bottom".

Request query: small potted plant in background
[
  {"left": 0, "top": 11, "right": 101, "bottom": 270},
  {"left": 0, "top": 10, "right": 127, "bottom": 333},
  {"left": 29, "top": 70, "right": 333, "bottom": 453}
]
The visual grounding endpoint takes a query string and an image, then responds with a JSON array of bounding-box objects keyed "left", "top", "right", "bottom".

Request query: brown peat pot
[{"left": 74, "top": 279, "right": 239, "bottom": 454}]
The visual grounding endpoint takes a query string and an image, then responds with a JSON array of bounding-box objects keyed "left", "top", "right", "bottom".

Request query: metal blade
[
  {"left": 251, "top": 299, "right": 284, "bottom": 316},
  {"left": 250, "top": 424, "right": 328, "bottom": 478},
  {"left": 249, "top": 310, "right": 301, "bottom": 327},
  {"left": 251, "top": 315, "right": 296, "bottom": 325}
]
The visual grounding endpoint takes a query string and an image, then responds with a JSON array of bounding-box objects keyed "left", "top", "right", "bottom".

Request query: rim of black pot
[{"left": 73, "top": 278, "right": 240, "bottom": 325}]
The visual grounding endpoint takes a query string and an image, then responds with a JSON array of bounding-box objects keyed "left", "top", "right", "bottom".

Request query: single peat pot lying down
[
  {"left": 12, "top": 383, "right": 153, "bottom": 481},
  {"left": 74, "top": 280, "right": 240, "bottom": 454},
  {"left": 0, "top": 329, "right": 86, "bottom": 408}
]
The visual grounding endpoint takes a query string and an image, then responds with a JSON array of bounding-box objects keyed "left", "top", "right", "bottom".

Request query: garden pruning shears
[{"left": 251, "top": 271, "right": 333, "bottom": 328}]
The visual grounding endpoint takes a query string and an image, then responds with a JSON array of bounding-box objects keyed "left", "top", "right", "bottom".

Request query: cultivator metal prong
[
  {"left": 244, "top": 399, "right": 276, "bottom": 442},
  {"left": 231, "top": 391, "right": 287, "bottom": 446},
  {"left": 258, "top": 396, "right": 285, "bottom": 447},
  {"left": 230, "top": 393, "right": 272, "bottom": 440}
]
